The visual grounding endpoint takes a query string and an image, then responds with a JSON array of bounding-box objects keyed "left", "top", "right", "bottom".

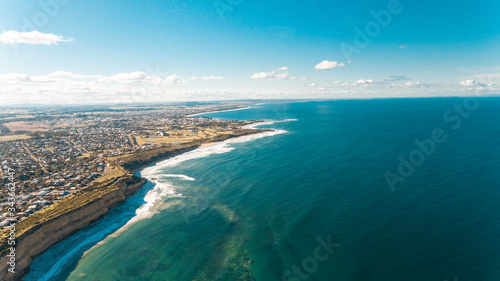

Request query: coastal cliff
[
  {"left": 0, "top": 128, "right": 265, "bottom": 280},
  {"left": 120, "top": 129, "right": 264, "bottom": 172},
  {"left": 0, "top": 175, "right": 146, "bottom": 280}
]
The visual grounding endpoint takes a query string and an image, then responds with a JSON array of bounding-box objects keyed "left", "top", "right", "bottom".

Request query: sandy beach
[{"left": 199, "top": 142, "right": 218, "bottom": 149}]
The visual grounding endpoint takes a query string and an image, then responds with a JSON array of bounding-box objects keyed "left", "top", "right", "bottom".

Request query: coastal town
[{"left": 0, "top": 102, "right": 258, "bottom": 231}]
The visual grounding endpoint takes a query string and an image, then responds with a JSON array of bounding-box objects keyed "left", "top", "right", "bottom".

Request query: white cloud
[
  {"left": 164, "top": 74, "right": 181, "bottom": 84},
  {"left": 0, "top": 71, "right": 172, "bottom": 85},
  {"left": 98, "top": 71, "right": 180, "bottom": 85},
  {"left": 314, "top": 60, "right": 345, "bottom": 70},
  {"left": 250, "top": 66, "right": 301, "bottom": 80},
  {"left": 276, "top": 66, "right": 289, "bottom": 71},
  {"left": 403, "top": 81, "right": 429, "bottom": 88},
  {"left": 330, "top": 78, "right": 437, "bottom": 88},
  {"left": 354, "top": 79, "right": 374, "bottom": 85},
  {"left": 202, "top": 76, "right": 224, "bottom": 80},
  {"left": 273, "top": 72, "right": 289, "bottom": 79},
  {"left": 0, "top": 73, "right": 33, "bottom": 82},
  {"left": 250, "top": 72, "right": 274, "bottom": 79},
  {"left": 48, "top": 71, "right": 102, "bottom": 79},
  {"left": 0, "top": 70, "right": 239, "bottom": 105},
  {"left": 0, "top": 71, "right": 198, "bottom": 104},
  {"left": 2, "top": 69, "right": 495, "bottom": 105},
  {"left": 98, "top": 72, "right": 152, "bottom": 84},
  {"left": 459, "top": 79, "right": 487, "bottom": 87},
  {"left": 0, "top": 31, "right": 73, "bottom": 45}
]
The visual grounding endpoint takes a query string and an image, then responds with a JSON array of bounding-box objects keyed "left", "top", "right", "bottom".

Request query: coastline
[
  {"left": 102, "top": 119, "right": 292, "bottom": 237},
  {"left": 198, "top": 142, "right": 217, "bottom": 149},
  {"left": 96, "top": 126, "right": 283, "bottom": 241},
  {"left": 3, "top": 120, "right": 274, "bottom": 280},
  {"left": 0, "top": 175, "right": 147, "bottom": 281},
  {"left": 185, "top": 106, "right": 253, "bottom": 117}
]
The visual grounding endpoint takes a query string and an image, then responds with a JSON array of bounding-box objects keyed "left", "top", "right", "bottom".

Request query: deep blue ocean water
[{"left": 26, "top": 98, "right": 500, "bottom": 281}]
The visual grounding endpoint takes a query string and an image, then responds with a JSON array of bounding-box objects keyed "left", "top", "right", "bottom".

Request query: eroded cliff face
[{"left": 0, "top": 176, "right": 146, "bottom": 281}]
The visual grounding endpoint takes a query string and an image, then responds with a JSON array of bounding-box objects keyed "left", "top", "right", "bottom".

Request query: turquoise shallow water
[{"left": 27, "top": 98, "right": 500, "bottom": 281}]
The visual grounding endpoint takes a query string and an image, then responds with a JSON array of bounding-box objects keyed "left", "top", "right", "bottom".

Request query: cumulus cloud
[
  {"left": 97, "top": 71, "right": 181, "bottom": 85},
  {"left": 459, "top": 79, "right": 487, "bottom": 87},
  {"left": 48, "top": 71, "right": 102, "bottom": 79},
  {"left": 0, "top": 70, "right": 212, "bottom": 104},
  {"left": 202, "top": 76, "right": 224, "bottom": 80},
  {"left": 0, "top": 71, "right": 188, "bottom": 90},
  {"left": 276, "top": 66, "right": 289, "bottom": 71},
  {"left": 99, "top": 72, "right": 149, "bottom": 83},
  {"left": 0, "top": 73, "right": 33, "bottom": 82},
  {"left": 330, "top": 78, "right": 437, "bottom": 88},
  {"left": 0, "top": 73, "right": 65, "bottom": 83},
  {"left": 273, "top": 72, "right": 290, "bottom": 79},
  {"left": 314, "top": 60, "right": 345, "bottom": 70},
  {"left": 0, "top": 31, "right": 73, "bottom": 45},
  {"left": 308, "top": 83, "right": 317, "bottom": 87},
  {"left": 354, "top": 79, "right": 374, "bottom": 85},
  {"left": 250, "top": 66, "right": 299, "bottom": 80},
  {"left": 250, "top": 72, "right": 274, "bottom": 79},
  {"left": 403, "top": 81, "right": 430, "bottom": 88},
  {"left": 0, "top": 71, "right": 228, "bottom": 93},
  {"left": 164, "top": 74, "right": 181, "bottom": 84}
]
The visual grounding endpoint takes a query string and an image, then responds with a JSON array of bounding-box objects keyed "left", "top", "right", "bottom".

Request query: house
[{"left": 36, "top": 190, "right": 50, "bottom": 196}]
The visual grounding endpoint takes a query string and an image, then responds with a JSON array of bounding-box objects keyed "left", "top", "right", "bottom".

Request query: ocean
[{"left": 25, "top": 98, "right": 500, "bottom": 281}]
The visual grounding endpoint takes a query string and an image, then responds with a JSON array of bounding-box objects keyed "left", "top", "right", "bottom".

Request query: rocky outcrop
[{"left": 0, "top": 175, "right": 146, "bottom": 280}]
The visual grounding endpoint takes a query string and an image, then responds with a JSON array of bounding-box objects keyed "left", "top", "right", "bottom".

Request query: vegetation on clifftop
[{"left": 0, "top": 127, "right": 268, "bottom": 255}]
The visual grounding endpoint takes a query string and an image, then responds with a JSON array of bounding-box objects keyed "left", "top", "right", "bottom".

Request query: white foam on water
[
  {"left": 110, "top": 180, "right": 182, "bottom": 236},
  {"left": 116, "top": 119, "right": 295, "bottom": 229},
  {"left": 243, "top": 118, "right": 298, "bottom": 129},
  {"left": 32, "top": 119, "right": 296, "bottom": 281},
  {"left": 161, "top": 174, "right": 196, "bottom": 181},
  {"left": 141, "top": 129, "right": 287, "bottom": 176},
  {"left": 30, "top": 202, "right": 149, "bottom": 281}
]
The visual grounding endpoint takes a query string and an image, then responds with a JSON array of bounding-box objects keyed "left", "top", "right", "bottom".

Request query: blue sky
[{"left": 0, "top": 0, "right": 499, "bottom": 104}]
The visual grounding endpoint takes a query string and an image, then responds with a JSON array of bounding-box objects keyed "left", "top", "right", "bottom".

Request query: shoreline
[
  {"left": 185, "top": 106, "right": 253, "bottom": 117},
  {"left": 8, "top": 95, "right": 295, "bottom": 280},
  {"left": 104, "top": 119, "right": 292, "bottom": 237},
  {"left": 10, "top": 122, "right": 272, "bottom": 280},
  {"left": 0, "top": 175, "right": 147, "bottom": 281},
  {"left": 198, "top": 142, "right": 218, "bottom": 149},
  {"left": 99, "top": 128, "right": 278, "bottom": 240}
]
